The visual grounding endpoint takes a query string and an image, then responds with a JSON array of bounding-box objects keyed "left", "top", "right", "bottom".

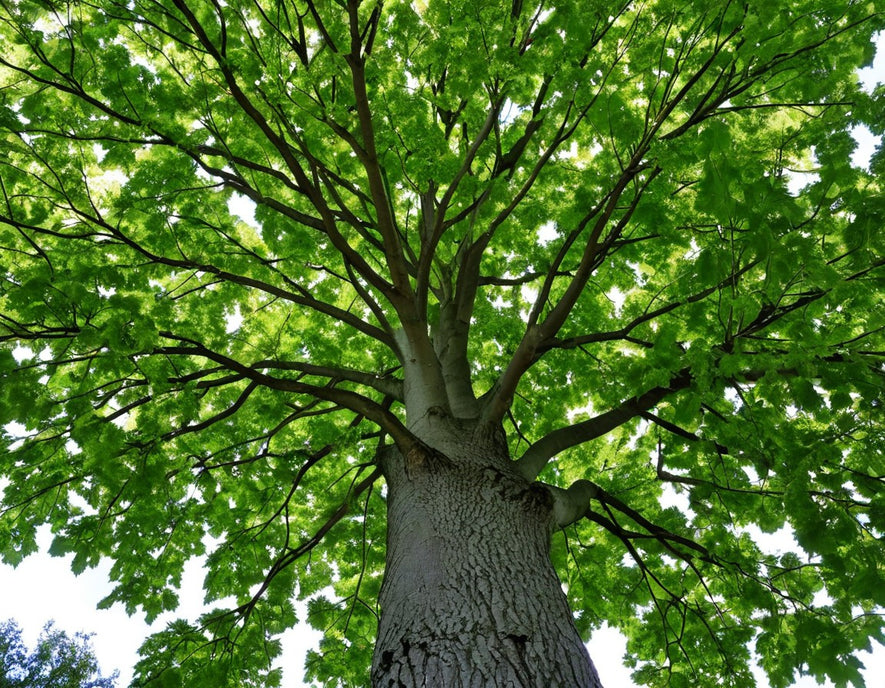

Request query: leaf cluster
[{"left": 0, "top": 618, "right": 119, "bottom": 688}]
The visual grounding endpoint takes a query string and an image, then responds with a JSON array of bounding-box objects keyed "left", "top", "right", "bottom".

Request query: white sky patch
[
  {"left": 812, "top": 588, "right": 835, "bottom": 608},
  {"left": 626, "top": 260, "right": 647, "bottom": 286},
  {"left": 537, "top": 220, "right": 557, "bottom": 244},
  {"left": 849, "top": 124, "right": 881, "bottom": 170},
  {"left": 93, "top": 143, "right": 108, "bottom": 163},
  {"left": 786, "top": 168, "right": 820, "bottom": 197},
  {"left": 3, "top": 421, "right": 28, "bottom": 439},
  {"left": 520, "top": 285, "right": 538, "bottom": 323},
  {"left": 12, "top": 345, "right": 33, "bottom": 363},
  {"left": 567, "top": 401, "right": 594, "bottom": 422},
  {"left": 0, "top": 525, "right": 322, "bottom": 686},
  {"left": 33, "top": 14, "right": 65, "bottom": 36},
  {"left": 626, "top": 418, "right": 649, "bottom": 450},
  {"left": 500, "top": 99, "right": 526, "bottom": 126},
  {"left": 785, "top": 144, "right": 821, "bottom": 195},
  {"left": 682, "top": 237, "right": 700, "bottom": 260},
  {"left": 491, "top": 294, "right": 510, "bottom": 310},
  {"left": 741, "top": 523, "right": 798, "bottom": 557},
  {"left": 194, "top": 163, "right": 214, "bottom": 181},
  {"left": 605, "top": 286, "right": 626, "bottom": 316},
  {"left": 743, "top": 464, "right": 761, "bottom": 485},
  {"left": 783, "top": 34, "right": 883, "bottom": 190},
  {"left": 858, "top": 31, "right": 884, "bottom": 93},
  {"left": 559, "top": 140, "right": 579, "bottom": 159},
  {"left": 228, "top": 193, "right": 258, "bottom": 228},
  {"left": 95, "top": 168, "right": 128, "bottom": 190},
  {"left": 225, "top": 305, "right": 244, "bottom": 333},
  {"left": 658, "top": 482, "right": 694, "bottom": 518},
  {"left": 724, "top": 385, "right": 741, "bottom": 411},
  {"left": 110, "top": 36, "right": 158, "bottom": 74}
]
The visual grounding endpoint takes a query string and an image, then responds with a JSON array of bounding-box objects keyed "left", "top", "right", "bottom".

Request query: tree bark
[{"left": 373, "top": 416, "right": 602, "bottom": 688}]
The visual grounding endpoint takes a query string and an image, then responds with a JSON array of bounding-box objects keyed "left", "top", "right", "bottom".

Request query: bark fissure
[{"left": 374, "top": 420, "right": 602, "bottom": 688}]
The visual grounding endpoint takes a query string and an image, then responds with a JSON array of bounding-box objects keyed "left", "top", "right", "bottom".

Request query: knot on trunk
[{"left": 404, "top": 441, "right": 453, "bottom": 478}]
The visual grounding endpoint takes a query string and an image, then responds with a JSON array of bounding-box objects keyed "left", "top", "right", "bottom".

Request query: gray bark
[{"left": 373, "top": 416, "right": 602, "bottom": 688}]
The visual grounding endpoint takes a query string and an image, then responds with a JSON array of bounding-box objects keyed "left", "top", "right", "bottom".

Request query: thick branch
[
  {"left": 483, "top": 160, "right": 658, "bottom": 424},
  {"left": 515, "top": 370, "right": 692, "bottom": 481},
  {"left": 344, "top": 0, "right": 416, "bottom": 313},
  {"left": 253, "top": 360, "right": 403, "bottom": 400},
  {"left": 170, "top": 0, "right": 399, "bottom": 306},
  {"left": 539, "top": 260, "right": 761, "bottom": 354},
  {"left": 157, "top": 334, "right": 417, "bottom": 452},
  {"left": 416, "top": 96, "right": 503, "bottom": 317}
]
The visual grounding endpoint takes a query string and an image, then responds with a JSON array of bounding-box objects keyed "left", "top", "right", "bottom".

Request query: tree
[
  {"left": 0, "top": 0, "right": 883, "bottom": 685},
  {"left": 0, "top": 619, "right": 118, "bottom": 688}
]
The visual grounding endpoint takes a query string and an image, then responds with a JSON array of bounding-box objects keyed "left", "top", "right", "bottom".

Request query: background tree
[
  {"left": 1, "top": 0, "right": 883, "bottom": 686},
  {"left": 0, "top": 619, "right": 118, "bottom": 688}
]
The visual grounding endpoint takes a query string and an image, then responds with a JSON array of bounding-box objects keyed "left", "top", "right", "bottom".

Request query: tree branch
[
  {"left": 344, "top": 0, "right": 415, "bottom": 314},
  {"left": 156, "top": 333, "right": 417, "bottom": 452},
  {"left": 515, "top": 370, "right": 693, "bottom": 481},
  {"left": 539, "top": 260, "right": 761, "bottom": 354}
]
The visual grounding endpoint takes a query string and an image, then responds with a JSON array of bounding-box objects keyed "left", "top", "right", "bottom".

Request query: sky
[{"left": 1, "top": 24, "right": 883, "bottom": 688}]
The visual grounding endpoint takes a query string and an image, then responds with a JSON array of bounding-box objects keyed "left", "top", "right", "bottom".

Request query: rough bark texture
[{"left": 373, "top": 416, "right": 602, "bottom": 688}]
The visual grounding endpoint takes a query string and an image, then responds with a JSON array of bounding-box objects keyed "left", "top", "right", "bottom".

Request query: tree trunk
[{"left": 373, "top": 416, "right": 602, "bottom": 688}]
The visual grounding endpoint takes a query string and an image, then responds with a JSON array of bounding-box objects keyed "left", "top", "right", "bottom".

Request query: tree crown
[
  {"left": 0, "top": 619, "right": 118, "bottom": 688},
  {"left": 1, "top": 0, "right": 884, "bottom": 686}
]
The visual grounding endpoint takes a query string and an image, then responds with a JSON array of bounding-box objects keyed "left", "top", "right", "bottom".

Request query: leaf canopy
[
  {"left": 0, "top": 618, "right": 119, "bottom": 688},
  {"left": 1, "top": 0, "right": 884, "bottom": 686}
]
